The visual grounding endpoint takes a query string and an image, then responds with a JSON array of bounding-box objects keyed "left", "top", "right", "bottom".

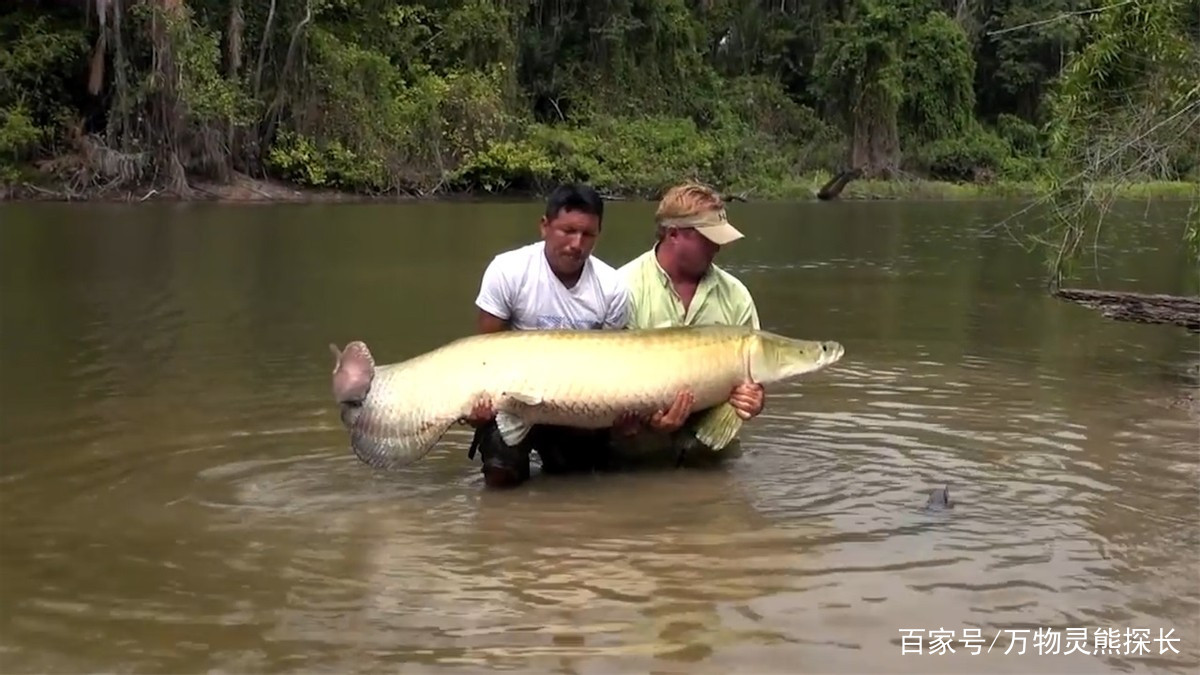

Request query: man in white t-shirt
[{"left": 464, "top": 184, "right": 690, "bottom": 487}]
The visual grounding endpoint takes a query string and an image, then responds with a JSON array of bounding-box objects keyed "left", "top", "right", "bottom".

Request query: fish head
[{"left": 750, "top": 332, "right": 844, "bottom": 382}]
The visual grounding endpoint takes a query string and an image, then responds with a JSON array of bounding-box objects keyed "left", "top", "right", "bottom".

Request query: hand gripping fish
[{"left": 328, "top": 325, "right": 845, "bottom": 470}]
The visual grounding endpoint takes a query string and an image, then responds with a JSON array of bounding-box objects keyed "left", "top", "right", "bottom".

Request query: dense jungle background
[{"left": 1, "top": 0, "right": 1198, "bottom": 201}]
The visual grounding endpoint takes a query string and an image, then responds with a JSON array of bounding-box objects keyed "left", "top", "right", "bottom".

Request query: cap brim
[{"left": 696, "top": 221, "right": 744, "bottom": 245}]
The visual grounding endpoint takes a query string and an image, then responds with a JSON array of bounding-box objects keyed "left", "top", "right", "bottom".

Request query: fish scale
[{"left": 329, "top": 324, "right": 845, "bottom": 471}]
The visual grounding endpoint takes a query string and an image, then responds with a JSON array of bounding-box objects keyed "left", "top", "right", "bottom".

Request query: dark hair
[{"left": 544, "top": 183, "right": 604, "bottom": 227}]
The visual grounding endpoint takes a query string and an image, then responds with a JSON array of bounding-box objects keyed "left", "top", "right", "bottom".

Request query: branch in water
[{"left": 1052, "top": 287, "right": 1200, "bottom": 331}]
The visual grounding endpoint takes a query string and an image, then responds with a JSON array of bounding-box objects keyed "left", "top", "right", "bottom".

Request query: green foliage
[
  {"left": 1186, "top": 207, "right": 1200, "bottom": 263},
  {"left": 1030, "top": 0, "right": 1200, "bottom": 275},
  {"left": 0, "top": 0, "right": 1195, "bottom": 199},
  {"left": 914, "top": 128, "right": 1013, "bottom": 182},
  {"left": 0, "top": 103, "right": 43, "bottom": 181},
  {"left": 444, "top": 102, "right": 841, "bottom": 198},
  {"left": 167, "top": 10, "right": 257, "bottom": 126},
  {"left": 901, "top": 11, "right": 976, "bottom": 142},
  {"left": 976, "top": 0, "right": 1089, "bottom": 120},
  {"left": 0, "top": 9, "right": 87, "bottom": 167},
  {"left": 812, "top": 0, "right": 983, "bottom": 176},
  {"left": 265, "top": 130, "right": 388, "bottom": 190},
  {"left": 995, "top": 113, "right": 1042, "bottom": 156},
  {"left": 447, "top": 138, "right": 557, "bottom": 193},
  {"left": 1046, "top": 0, "right": 1198, "bottom": 161},
  {"left": 811, "top": 0, "right": 911, "bottom": 133},
  {"left": 529, "top": 116, "right": 720, "bottom": 196}
]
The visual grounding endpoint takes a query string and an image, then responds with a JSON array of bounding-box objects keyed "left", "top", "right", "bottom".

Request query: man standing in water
[
  {"left": 463, "top": 183, "right": 691, "bottom": 487},
  {"left": 613, "top": 182, "right": 766, "bottom": 465}
]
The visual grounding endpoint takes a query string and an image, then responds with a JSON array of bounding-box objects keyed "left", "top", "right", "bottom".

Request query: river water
[{"left": 1, "top": 198, "right": 1197, "bottom": 674}]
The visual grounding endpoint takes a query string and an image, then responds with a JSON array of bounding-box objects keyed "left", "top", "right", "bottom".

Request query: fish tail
[
  {"left": 330, "top": 341, "right": 374, "bottom": 405},
  {"left": 691, "top": 402, "right": 744, "bottom": 450}
]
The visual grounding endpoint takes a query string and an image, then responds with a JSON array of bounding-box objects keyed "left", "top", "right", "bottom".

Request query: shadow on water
[{"left": 0, "top": 199, "right": 1196, "bottom": 674}]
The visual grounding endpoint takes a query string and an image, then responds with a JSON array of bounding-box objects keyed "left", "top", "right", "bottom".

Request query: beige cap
[{"left": 659, "top": 208, "right": 744, "bottom": 245}]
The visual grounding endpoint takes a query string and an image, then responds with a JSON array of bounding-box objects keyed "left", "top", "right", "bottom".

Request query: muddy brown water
[{"left": 1, "top": 199, "right": 1197, "bottom": 674}]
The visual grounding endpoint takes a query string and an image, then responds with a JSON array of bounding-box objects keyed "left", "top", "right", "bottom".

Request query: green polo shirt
[
  {"left": 610, "top": 247, "right": 760, "bottom": 466},
  {"left": 616, "top": 247, "right": 760, "bottom": 330}
]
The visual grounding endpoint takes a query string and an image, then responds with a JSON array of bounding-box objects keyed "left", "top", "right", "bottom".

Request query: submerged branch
[{"left": 1052, "top": 288, "right": 1200, "bottom": 331}]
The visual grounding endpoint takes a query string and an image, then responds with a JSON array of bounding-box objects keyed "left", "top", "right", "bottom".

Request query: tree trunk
[
  {"left": 851, "top": 84, "right": 900, "bottom": 178},
  {"left": 225, "top": 0, "right": 244, "bottom": 176},
  {"left": 226, "top": 0, "right": 243, "bottom": 77},
  {"left": 148, "top": 0, "right": 191, "bottom": 195}
]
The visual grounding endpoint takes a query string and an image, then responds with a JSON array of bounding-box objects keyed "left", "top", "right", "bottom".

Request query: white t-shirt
[{"left": 475, "top": 242, "right": 630, "bottom": 330}]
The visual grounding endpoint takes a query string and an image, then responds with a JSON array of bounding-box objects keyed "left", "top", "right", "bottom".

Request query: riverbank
[{"left": 3, "top": 170, "right": 1196, "bottom": 204}]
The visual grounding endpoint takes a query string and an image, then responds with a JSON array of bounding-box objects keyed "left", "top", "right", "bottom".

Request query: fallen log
[
  {"left": 1051, "top": 287, "right": 1200, "bottom": 331},
  {"left": 817, "top": 168, "right": 863, "bottom": 201}
]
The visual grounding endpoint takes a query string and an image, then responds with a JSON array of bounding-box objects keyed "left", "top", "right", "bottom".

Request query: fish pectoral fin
[
  {"left": 502, "top": 390, "right": 544, "bottom": 407},
  {"left": 690, "top": 402, "right": 744, "bottom": 451},
  {"left": 495, "top": 411, "right": 533, "bottom": 447}
]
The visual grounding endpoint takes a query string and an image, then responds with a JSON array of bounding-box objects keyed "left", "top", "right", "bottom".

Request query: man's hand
[
  {"left": 729, "top": 382, "right": 764, "bottom": 420},
  {"left": 647, "top": 389, "right": 694, "bottom": 433},
  {"left": 462, "top": 397, "right": 495, "bottom": 428},
  {"left": 612, "top": 411, "right": 644, "bottom": 437}
]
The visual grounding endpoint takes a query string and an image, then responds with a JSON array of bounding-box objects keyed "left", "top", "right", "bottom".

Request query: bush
[
  {"left": 1000, "top": 155, "right": 1048, "bottom": 182},
  {"left": 917, "top": 129, "right": 1012, "bottom": 182},
  {"left": 0, "top": 103, "right": 43, "bottom": 181},
  {"left": 995, "top": 113, "right": 1043, "bottom": 157},
  {"left": 265, "top": 131, "right": 388, "bottom": 192},
  {"left": 525, "top": 116, "right": 720, "bottom": 196},
  {"left": 446, "top": 138, "right": 557, "bottom": 192}
]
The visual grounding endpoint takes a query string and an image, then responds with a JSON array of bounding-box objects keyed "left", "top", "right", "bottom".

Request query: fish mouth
[{"left": 821, "top": 341, "right": 845, "bottom": 366}]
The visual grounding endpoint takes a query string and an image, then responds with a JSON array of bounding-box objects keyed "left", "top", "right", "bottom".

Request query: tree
[{"left": 1004, "top": 0, "right": 1200, "bottom": 329}]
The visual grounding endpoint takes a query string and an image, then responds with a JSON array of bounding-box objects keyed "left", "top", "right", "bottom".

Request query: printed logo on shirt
[{"left": 534, "top": 315, "right": 603, "bottom": 330}]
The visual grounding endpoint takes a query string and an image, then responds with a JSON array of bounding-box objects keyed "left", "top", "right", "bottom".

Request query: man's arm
[
  {"left": 477, "top": 309, "right": 509, "bottom": 334},
  {"left": 474, "top": 256, "right": 514, "bottom": 334}
]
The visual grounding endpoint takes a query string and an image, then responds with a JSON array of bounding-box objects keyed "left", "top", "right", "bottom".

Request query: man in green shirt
[{"left": 612, "top": 182, "right": 766, "bottom": 465}]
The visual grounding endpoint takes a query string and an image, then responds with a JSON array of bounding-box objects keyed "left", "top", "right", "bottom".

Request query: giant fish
[{"left": 328, "top": 325, "right": 845, "bottom": 470}]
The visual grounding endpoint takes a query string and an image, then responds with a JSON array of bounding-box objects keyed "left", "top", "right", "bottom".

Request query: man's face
[
  {"left": 668, "top": 227, "right": 720, "bottom": 277},
  {"left": 540, "top": 208, "right": 600, "bottom": 278}
]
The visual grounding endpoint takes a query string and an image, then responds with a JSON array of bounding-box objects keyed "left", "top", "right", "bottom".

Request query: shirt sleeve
[
  {"left": 737, "top": 296, "right": 761, "bottom": 330},
  {"left": 603, "top": 282, "right": 632, "bottom": 329},
  {"left": 474, "top": 256, "right": 512, "bottom": 320}
]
